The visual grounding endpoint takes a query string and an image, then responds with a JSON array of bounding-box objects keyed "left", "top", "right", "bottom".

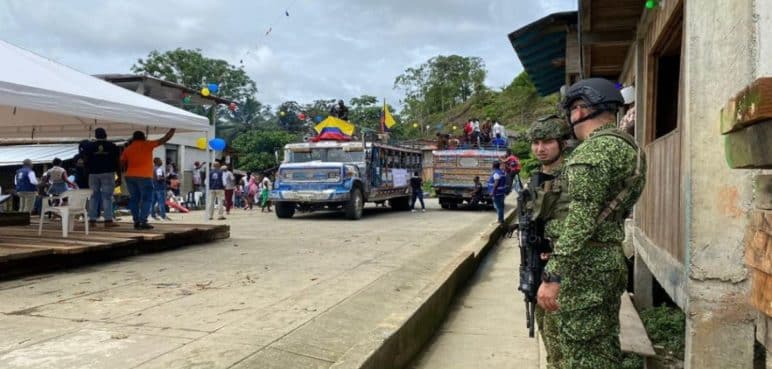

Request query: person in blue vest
[
  {"left": 206, "top": 162, "right": 226, "bottom": 220},
  {"left": 14, "top": 159, "right": 39, "bottom": 213},
  {"left": 487, "top": 161, "right": 507, "bottom": 224}
]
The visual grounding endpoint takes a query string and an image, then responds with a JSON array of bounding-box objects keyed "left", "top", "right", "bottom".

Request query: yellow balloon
[
  {"left": 279, "top": 111, "right": 286, "bottom": 116},
  {"left": 412, "top": 123, "right": 418, "bottom": 128},
  {"left": 452, "top": 125, "right": 458, "bottom": 130},
  {"left": 196, "top": 137, "right": 207, "bottom": 150},
  {"left": 201, "top": 87, "right": 210, "bottom": 97}
]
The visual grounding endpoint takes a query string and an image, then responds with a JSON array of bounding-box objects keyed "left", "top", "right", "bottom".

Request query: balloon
[
  {"left": 200, "top": 87, "right": 210, "bottom": 97},
  {"left": 228, "top": 102, "right": 237, "bottom": 111},
  {"left": 279, "top": 111, "right": 286, "bottom": 116},
  {"left": 315, "top": 115, "right": 323, "bottom": 122},
  {"left": 452, "top": 125, "right": 458, "bottom": 130},
  {"left": 207, "top": 83, "right": 219, "bottom": 93},
  {"left": 412, "top": 123, "right": 418, "bottom": 128},
  {"left": 298, "top": 113, "right": 306, "bottom": 120},
  {"left": 183, "top": 95, "right": 192, "bottom": 104},
  {"left": 208, "top": 138, "right": 226, "bottom": 151},
  {"left": 195, "top": 137, "right": 207, "bottom": 150}
]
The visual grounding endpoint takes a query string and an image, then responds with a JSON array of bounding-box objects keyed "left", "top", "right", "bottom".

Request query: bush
[{"left": 640, "top": 304, "right": 686, "bottom": 359}]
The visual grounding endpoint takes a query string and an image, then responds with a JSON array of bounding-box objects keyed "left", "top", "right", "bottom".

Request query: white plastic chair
[{"left": 38, "top": 189, "right": 90, "bottom": 238}]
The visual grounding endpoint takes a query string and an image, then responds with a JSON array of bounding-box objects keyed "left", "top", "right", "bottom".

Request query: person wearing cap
[
  {"left": 536, "top": 78, "right": 646, "bottom": 368},
  {"left": 120, "top": 129, "right": 175, "bottom": 229},
  {"left": 80, "top": 128, "right": 122, "bottom": 227},
  {"left": 14, "top": 159, "right": 38, "bottom": 213}
]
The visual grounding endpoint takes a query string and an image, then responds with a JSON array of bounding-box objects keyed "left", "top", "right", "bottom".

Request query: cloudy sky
[{"left": 0, "top": 0, "right": 575, "bottom": 109}]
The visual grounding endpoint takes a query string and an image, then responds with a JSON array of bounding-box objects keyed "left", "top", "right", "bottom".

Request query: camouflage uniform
[
  {"left": 543, "top": 123, "right": 646, "bottom": 369},
  {"left": 526, "top": 118, "right": 571, "bottom": 369}
]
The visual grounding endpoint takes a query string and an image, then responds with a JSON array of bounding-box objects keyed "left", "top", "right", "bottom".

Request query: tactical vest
[
  {"left": 585, "top": 128, "right": 645, "bottom": 224},
  {"left": 529, "top": 166, "right": 570, "bottom": 240},
  {"left": 15, "top": 167, "right": 36, "bottom": 192}
]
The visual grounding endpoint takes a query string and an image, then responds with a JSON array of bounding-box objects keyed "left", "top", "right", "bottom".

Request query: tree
[
  {"left": 231, "top": 130, "right": 299, "bottom": 173},
  {"left": 132, "top": 48, "right": 257, "bottom": 102},
  {"left": 217, "top": 97, "right": 276, "bottom": 143},
  {"left": 394, "top": 55, "right": 487, "bottom": 124}
]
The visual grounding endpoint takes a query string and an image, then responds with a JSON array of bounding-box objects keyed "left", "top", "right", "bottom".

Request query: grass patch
[{"left": 640, "top": 304, "right": 686, "bottom": 359}]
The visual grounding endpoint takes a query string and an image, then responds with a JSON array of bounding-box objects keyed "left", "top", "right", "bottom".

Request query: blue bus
[{"left": 271, "top": 139, "right": 422, "bottom": 219}]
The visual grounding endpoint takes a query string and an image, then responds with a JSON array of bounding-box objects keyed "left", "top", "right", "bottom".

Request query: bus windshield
[{"left": 288, "top": 148, "right": 364, "bottom": 163}]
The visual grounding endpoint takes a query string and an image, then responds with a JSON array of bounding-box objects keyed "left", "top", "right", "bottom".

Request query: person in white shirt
[
  {"left": 492, "top": 120, "right": 506, "bottom": 140},
  {"left": 222, "top": 165, "right": 236, "bottom": 215}
]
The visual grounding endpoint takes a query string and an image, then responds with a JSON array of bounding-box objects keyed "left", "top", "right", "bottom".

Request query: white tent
[{"left": 0, "top": 40, "right": 210, "bottom": 139}]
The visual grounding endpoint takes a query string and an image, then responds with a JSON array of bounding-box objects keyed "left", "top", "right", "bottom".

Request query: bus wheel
[
  {"left": 276, "top": 203, "right": 296, "bottom": 218},
  {"left": 345, "top": 189, "right": 363, "bottom": 220}
]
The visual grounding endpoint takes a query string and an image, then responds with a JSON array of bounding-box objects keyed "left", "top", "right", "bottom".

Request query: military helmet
[
  {"left": 527, "top": 115, "right": 569, "bottom": 141},
  {"left": 561, "top": 78, "right": 624, "bottom": 114}
]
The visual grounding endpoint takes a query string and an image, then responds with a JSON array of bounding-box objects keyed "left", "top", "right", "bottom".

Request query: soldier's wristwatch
[{"left": 542, "top": 272, "right": 562, "bottom": 284}]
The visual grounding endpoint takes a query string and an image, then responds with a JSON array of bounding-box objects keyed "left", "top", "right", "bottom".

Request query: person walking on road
[
  {"left": 537, "top": 78, "right": 646, "bottom": 369},
  {"left": 409, "top": 171, "right": 425, "bottom": 212},
  {"left": 120, "top": 129, "right": 175, "bottom": 229},
  {"left": 222, "top": 165, "right": 235, "bottom": 215},
  {"left": 14, "top": 159, "right": 38, "bottom": 213},
  {"left": 487, "top": 162, "right": 507, "bottom": 224},
  {"left": 206, "top": 162, "right": 226, "bottom": 220}
]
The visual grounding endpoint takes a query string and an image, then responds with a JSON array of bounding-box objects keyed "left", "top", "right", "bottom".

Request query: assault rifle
[{"left": 514, "top": 174, "right": 552, "bottom": 338}]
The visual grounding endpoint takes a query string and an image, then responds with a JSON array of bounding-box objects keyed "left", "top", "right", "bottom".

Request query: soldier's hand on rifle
[
  {"left": 537, "top": 282, "right": 560, "bottom": 312},
  {"left": 540, "top": 252, "right": 552, "bottom": 261}
]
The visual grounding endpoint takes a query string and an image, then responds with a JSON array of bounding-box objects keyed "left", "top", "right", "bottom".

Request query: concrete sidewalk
[{"left": 409, "top": 233, "right": 541, "bottom": 369}]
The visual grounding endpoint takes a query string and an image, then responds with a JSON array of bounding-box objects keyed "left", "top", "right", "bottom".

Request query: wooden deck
[{"left": 0, "top": 219, "right": 229, "bottom": 279}]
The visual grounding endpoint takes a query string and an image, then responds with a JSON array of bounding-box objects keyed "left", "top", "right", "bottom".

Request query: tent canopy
[{"left": 0, "top": 40, "right": 210, "bottom": 140}]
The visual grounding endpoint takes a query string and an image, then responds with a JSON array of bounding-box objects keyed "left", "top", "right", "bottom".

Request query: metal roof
[
  {"left": 508, "top": 11, "right": 577, "bottom": 96},
  {"left": 0, "top": 143, "right": 80, "bottom": 166}
]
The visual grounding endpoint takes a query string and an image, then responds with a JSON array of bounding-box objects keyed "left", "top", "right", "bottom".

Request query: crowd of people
[{"left": 7, "top": 126, "right": 278, "bottom": 228}]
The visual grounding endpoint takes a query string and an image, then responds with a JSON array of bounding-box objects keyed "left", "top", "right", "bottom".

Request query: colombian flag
[
  {"left": 312, "top": 116, "right": 355, "bottom": 141},
  {"left": 380, "top": 100, "right": 396, "bottom": 132}
]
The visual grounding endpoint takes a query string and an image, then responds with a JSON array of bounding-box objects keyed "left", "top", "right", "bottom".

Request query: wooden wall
[{"left": 637, "top": 130, "right": 684, "bottom": 262}]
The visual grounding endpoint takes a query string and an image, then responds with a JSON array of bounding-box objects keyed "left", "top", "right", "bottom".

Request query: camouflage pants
[
  {"left": 554, "top": 267, "right": 626, "bottom": 369},
  {"left": 536, "top": 306, "right": 562, "bottom": 369}
]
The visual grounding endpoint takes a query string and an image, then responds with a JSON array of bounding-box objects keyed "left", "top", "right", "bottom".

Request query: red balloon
[
  {"left": 298, "top": 113, "right": 306, "bottom": 120},
  {"left": 228, "top": 102, "right": 237, "bottom": 111}
]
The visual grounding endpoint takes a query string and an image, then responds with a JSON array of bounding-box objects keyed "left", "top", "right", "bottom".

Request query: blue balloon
[
  {"left": 315, "top": 115, "right": 323, "bottom": 122},
  {"left": 207, "top": 83, "right": 219, "bottom": 93},
  {"left": 208, "top": 138, "right": 226, "bottom": 151}
]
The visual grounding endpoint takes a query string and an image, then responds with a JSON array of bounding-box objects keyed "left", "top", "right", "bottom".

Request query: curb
[{"left": 332, "top": 207, "right": 518, "bottom": 369}]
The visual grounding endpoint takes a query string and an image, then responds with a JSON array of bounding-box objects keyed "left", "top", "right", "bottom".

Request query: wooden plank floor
[{"left": 0, "top": 219, "right": 229, "bottom": 277}]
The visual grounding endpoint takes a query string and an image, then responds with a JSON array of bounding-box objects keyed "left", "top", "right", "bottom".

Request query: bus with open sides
[{"left": 270, "top": 138, "right": 422, "bottom": 220}]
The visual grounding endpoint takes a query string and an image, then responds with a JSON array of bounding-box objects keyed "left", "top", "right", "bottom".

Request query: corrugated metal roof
[
  {"left": 508, "top": 11, "right": 577, "bottom": 96},
  {"left": 0, "top": 144, "right": 80, "bottom": 166}
]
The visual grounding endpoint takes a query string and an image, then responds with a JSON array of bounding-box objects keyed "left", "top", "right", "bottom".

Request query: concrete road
[
  {"left": 0, "top": 199, "right": 496, "bottom": 369},
  {"left": 409, "top": 233, "right": 540, "bottom": 369}
]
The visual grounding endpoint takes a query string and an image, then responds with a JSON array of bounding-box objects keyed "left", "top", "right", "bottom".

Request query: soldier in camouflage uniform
[
  {"left": 524, "top": 116, "right": 571, "bottom": 369},
  {"left": 536, "top": 78, "right": 646, "bottom": 369}
]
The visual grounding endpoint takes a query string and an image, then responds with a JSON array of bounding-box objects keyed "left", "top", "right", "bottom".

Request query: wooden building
[{"left": 510, "top": 1, "right": 772, "bottom": 367}]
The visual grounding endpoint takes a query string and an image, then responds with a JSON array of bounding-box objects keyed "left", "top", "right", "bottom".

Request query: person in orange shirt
[{"left": 120, "top": 129, "right": 175, "bottom": 229}]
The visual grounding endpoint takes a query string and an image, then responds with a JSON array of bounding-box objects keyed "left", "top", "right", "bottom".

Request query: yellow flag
[{"left": 383, "top": 100, "right": 396, "bottom": 128}]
